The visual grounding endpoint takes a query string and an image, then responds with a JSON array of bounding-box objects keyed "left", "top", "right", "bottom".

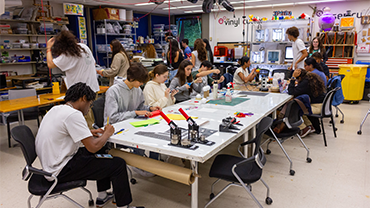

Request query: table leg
[
  {"left": 243, "top": 132, "right": 249, "bottom": 157},
  {"left": 272, "top": 110, "right": 277, "bottom": 119},
  {"left": 17, "top": 110, "right": 25, "bottom": 125},
  {"left": 191, "top": 160, "right": 198, "bottom": 208},
  {"left": 251, "top": 126, "right": 256, "bottom": 157}
]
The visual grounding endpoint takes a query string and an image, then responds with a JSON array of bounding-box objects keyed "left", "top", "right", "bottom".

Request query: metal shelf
[
  {"left": 0, "top": 19, "right": 69, "bottom": 24},
  {"left": 95, "top": 19, "right": 134, "bottom": 24},
  {"left": 96, "top": 33, "right": 136, "bottom": 36},
  {"left": 0, "top": 61, "right": 37, "bottom": 66},
  {"left": 0, "top": 48, "right": 46, "bottom": 51},
  {"left": 0, "top": 34, "right": 54, "bottom": 37}
]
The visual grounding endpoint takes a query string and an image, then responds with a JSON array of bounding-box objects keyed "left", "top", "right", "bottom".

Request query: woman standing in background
[
  {"left": 96, "top": 39, "right": 130, "bottom": 86},
  {"left": 167, "top": 39, "right": 184, "bottom": 81},
  {"left": 203, "top": 38, "right": 214, "bottom": 65},
  {"left": 191, "top": 39, "right": 207, "bottom": 71},
  {"left": 308, "top": 37, "right": 328, "bottom": 63}
]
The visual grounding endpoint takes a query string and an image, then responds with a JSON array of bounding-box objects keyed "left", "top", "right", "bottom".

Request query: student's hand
[
  {"left": 171, "top": 89, "right": 178, "bottom": 98},
  {"left": 150, "top": 106, "right": 162, "bottom": 112},
  {"left": 91, "top": 128, "right": 104, "bottom": 137},
  {"left": 288, "top": 65, "right": 293, "bottom": 70},
  {"left": 294, "top": 63, "right": 298, "bottom": 70},
  {"left": 136, "top": 110, "right": 152, "bottom": 117},
  {"left": 292, "top": 68, "right": 301, "bottom": 78},
  {"left": 194, "top": 78, "right": 202, "bottom": 83},
  {"left": 103, "top": 124, "right": 115, "bottom": 137},
  {"left": 47, "top": 37, "right": 55, "bottom": 50},
  {"left": 165, "top": 88, "right": 171, "bottom": 97},
  {"left": 96, "top": 70, "right": 103, "bottom": 76},
  {"left": 212, "top": 69, "right": 220, "bottom": 74},
  {"left": 218, "top": 76, "right": 225, "bottom": 83},
  {"left": 185, "top": 84, "right": 191, "bottom": 89}
]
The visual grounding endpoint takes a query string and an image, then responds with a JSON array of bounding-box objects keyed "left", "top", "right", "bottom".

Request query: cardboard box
[
  {"left": 5, "top": 74, "right": 33, "bottom": 87},
  {"left": 93, "top": 8, "right": 119, "bottom": 20}
]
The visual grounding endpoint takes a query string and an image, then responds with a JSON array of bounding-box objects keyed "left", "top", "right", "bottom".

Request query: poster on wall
[
  {"left": 64, "top": 3, "right": 84, "bottom": 16},
  {"left": 78, "top": 16, "right": 87, "bottom": 44}
]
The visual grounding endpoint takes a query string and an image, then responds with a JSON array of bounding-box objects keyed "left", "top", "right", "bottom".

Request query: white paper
[{"left": 197, "top": 108, "right": 217, "bottom": 113}]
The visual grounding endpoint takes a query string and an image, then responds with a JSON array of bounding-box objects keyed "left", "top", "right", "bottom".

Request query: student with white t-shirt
[
  {"left": 286, "top": 26, "right": 308, "bottom": 71},
  {"left": 233, "top": 56, "right": 258, "bottom": 85},
  {"left": 46, "top": 30, "right": 99, "bottom": 92},
  {"left": 35, "top": 82, "right": 144, "bottom": 208}
]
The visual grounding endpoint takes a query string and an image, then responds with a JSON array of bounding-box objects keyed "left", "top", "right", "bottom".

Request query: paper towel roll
[
  {"left": 109, "top": 149, "right": 196, "bottom": 185},
  {"left": 126, "top": 10, "right": 133, "bottom": 22},
  {"left": 119, "top": 9, "right": 126, "bottom": 21}
]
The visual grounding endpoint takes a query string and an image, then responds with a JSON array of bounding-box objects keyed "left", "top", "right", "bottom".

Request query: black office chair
[
  {"left": 258, "top": 68, "right": 270, "bottom": 78},
  {"left": 91, "top": 95, "right": 106, "bottom": 129},
  {"left": 6, "top": 89, "right": 40, "bottom": 148},
  {"left": 272, "top": 69, "right": 292, "bottom": 80},
  {"left": 11, "top": 125, "right": 94, "bottom": 208},
  {"left": 264, "top": 100, "right": 312, "bottom": 176},
  {"left": 205, "top": 117, "right": 273, "bottom": 208},
  {"left": 308, "top": 87, "right": 340, "bottom": 146}
]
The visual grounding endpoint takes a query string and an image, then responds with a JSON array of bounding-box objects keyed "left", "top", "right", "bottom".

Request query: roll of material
[
  {"left": 119, "top": 9, "right": 126, "bottom": 21},
  {"left": 109, "top": 149, "right": 196, "bottom": 185},
  {"left": 126, "top": 10, "right": 133, "bottom": 22}
]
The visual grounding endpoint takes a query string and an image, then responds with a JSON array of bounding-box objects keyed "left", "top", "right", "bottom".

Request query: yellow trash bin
[{"left": 338, "top": 64, "right": 368, "bottom": 101}]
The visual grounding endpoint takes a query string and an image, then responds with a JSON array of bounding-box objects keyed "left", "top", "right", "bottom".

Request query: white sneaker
[{"left": 131, "top": 167, "right": 155, "bottom": 177}]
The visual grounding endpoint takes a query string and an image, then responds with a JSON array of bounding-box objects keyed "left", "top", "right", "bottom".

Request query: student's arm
[
  {"left": 288, "top": 78, "right": 309, "bottom": 96},
  {"left": 46, "top": 38, "right": 57, "bottom": 69},
  {"left": 102, "top": 53, "right": 124, "bottom": 77},
  {"left": 238, "top": 69, "right": 256, "bottom": 83},
  {"left": 195, "top": 69, "right": 220, "bottom": 78},
  {"left": 105, "top": 89, "right": 136, "bottom": 124},
  {"left": 81, "top": 125, "right": 114, "bottom": 153},
  {"left": 191, "top": 53, "right": 196, "bottom": 66},
  {"left": 192, "top": 82, "right": 203, "bottom": 93},
  {"left": 137, "top": 91, "right": 151, "bottom": 111},
  {"left": 170, "top": 78, "right": 188, "bottom": 92}
]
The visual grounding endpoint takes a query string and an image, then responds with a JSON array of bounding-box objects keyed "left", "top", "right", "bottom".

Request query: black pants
[{"left": 58, "top": 147, "right": 132, "bottom": 207}]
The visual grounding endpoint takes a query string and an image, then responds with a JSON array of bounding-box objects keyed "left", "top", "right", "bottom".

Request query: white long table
[{"left": 108, "top": 91, "right": 292, "bottom": 208}]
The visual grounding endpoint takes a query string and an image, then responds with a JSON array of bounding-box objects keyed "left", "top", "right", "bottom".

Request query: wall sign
[
  {"left": 273, "top": 11, "right": 292, "bottom": 16},
  {"left": 64, "top": 3, "right": 84, "bottom": 16},
  {"left": 78, "top": 16, "right": 87, "bottom": 43}
]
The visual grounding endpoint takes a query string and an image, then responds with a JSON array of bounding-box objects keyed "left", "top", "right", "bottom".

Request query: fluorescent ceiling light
[
  {"left": 163, "top": 5, "right": 201, "bottom": 10},
  {"left": 135, "top": 2, "right": 154, "bottom": 6},
  {"left": 184, "top": 11, "right": 193, "bottom": 13}
]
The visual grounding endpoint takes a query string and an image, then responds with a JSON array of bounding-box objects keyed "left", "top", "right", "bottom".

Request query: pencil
[{"left": 107, "top": 116, "right": 110, "bottom": 124}]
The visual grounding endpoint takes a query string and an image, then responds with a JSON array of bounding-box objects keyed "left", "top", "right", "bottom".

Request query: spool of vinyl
[{"left": 109, "top": 149, "right": 196, "bottom": 185}]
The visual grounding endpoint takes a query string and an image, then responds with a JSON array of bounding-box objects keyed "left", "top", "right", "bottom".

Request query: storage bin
[
  {"left": 12, "top": 43, "right": 21, "bottom": 48},
  {"left": 14, "top": 28, "right": 28, "bottom": 34},
  {"left": 93, "top": 8, "right": 120, "bottom": 20},
  {"left": 338, "top": 64, "right": 368, "bottom": 101},
  {"left": 17, "top": 56, "right": 31, "bottom": 62},
  {"left": 355, "top": 60, "right": 370, "bottom": 82}
]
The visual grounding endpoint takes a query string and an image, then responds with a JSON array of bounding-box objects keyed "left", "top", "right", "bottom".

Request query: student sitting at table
[
  {"left": 143, "top": 64, "right": 178, "bottom": 108},
  {"left": 288, "top": 68, "right": 326, "bottom": 137},
  {"left": 311, "top": 52, "right": 330, "bottom": 80},
  {"left": 191, "top": 60, "right": 225, "bottom": 89},
  {"left": 233, "top": 56, "right": 258, "bottom": 85},
  {"left": 104, "top": 63, "right": 161, "bottom": 125},
  {"left": 304, "top": 57, "right": 327, "bottom": 86},
  {"left": 35, "top": 82, "right": 144, "bottom": 208},
  {"left": 169, "top": 60, "right": 203, "bottom": 103}
]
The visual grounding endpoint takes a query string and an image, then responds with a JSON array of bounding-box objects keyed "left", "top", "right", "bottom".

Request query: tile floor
[{"left": 0, "top": 101, "right": 369, "bottom": 208}]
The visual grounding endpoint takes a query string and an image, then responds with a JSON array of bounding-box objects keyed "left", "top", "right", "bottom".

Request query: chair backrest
[
  {"left": 321, "top": 87, "right": 340, "bottom": 117},
  {"left": 283, "top": 100, "right": 303, "bottom": 128},
  {"left": 220, "top": 73, "right": 234, "bottom": 89},
  {"left": 272, "top": 69, "right": 292, "bottom": 80},
  {"left": 258, "top": 69, "right": 270, "bottom": 78},
  {"left": 253, "top": 117, "right": 273, "bottom": 156},
  {"left": 91, "top": 95, "right": 105, "bottom": 128},
  {"left": 11, "top": 125, "right": 37, "bottom": 166},
  {"left": 8, "top": 89, "right": 37, "bottom": 100}
]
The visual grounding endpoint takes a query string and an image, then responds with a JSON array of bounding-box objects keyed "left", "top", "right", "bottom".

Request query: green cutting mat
[{"left": 207, "top": 97, "right": 250, "bottom": 106}]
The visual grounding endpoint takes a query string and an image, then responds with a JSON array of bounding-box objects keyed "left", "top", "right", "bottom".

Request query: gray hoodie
[
  {"left": 104, "top": 80, "right": 150, "bottom": 124},
  {"left": 169, "top": 77, "right": 202, "bottom": 103}
]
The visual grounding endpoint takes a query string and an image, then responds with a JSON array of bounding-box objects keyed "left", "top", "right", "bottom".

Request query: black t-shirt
[{"left": 288, "top": 77, "right": 325, "bottom": 104}]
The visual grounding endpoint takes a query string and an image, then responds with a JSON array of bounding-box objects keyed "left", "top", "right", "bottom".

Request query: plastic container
[
  {"left": 39, "top": 23, "right": 54, "bottom": 32},
  {"left": 14, "top": 28, "right": 28, "bottom": 34},
  {"left": 17, "top": 56, "right": 31, "bottom": 62},
  {"left": 39, "top": 43, "right": 47, "bottom": 48},
  {"left": 30, "top": 43, "right": 39, "bottom": 49},
  {"left": 21, "top": 43, "right": 30, "bottom": 48},
  {"left": 355, "top": 61, "right": 370, "bottom": 83},
  {"left": 338, "top": 64, "right": 368, "bottom": 101},
  {"left": 119, "top": 9, "right": 126, "bottom": 21},
  {"left": 12, "top": 43, "right": 21, "bottom": 48}
]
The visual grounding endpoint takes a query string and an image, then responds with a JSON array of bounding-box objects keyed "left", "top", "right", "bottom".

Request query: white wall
[{"left": 207, "top": 1, "right": 370, "bottom": 61}]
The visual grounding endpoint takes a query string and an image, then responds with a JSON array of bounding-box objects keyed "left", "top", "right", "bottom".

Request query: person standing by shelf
[
  {"left": 191, "top": 39, "right": 208, "bottom": 72},
  {"left": 96, "top": 39, "right": 131, "bottom": 86},
  {"left": 203, "top": 38, "right": 214, "bottom": 65},
  {"left": 46, "top": 30, "right": 99, "bottom": 129},
  {"left": 308, "top": 37, "right": 328, "bottom": 63},
  {"left": 181, "top": 39, "right": 192, "bottom": 60},
  {"left": 286, "top": 26, "right": 308, "bottom": 71},
  {"left": 167, "top": 39, "right": 184, "bottom": 81}
]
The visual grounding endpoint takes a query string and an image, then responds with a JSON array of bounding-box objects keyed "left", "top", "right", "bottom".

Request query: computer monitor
[
  {"left": 285, "top": 46, "right": 293, "bottom": 62},
  {"left": 0, "top": 75, "right": 6, "bottom": 89},
  {"left": 267, "top": 50, "right": 281, "bottom": 64}
]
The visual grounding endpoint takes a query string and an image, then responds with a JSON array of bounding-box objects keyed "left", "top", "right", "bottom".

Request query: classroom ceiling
[{"left": 6, "top": 0, "right": 362, "bottom": 15}]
